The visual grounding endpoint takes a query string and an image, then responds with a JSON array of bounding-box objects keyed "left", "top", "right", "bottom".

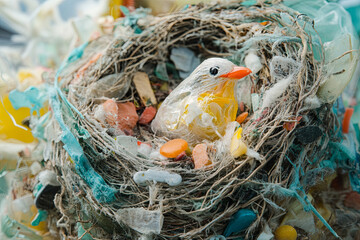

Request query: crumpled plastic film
[
  {"left": 115, "top": 208, "right": 163, "bottom": 235},
  {"left": 151, "top": 58, "right": 246, "bottom": 143},
  {"left": 284, "top": 0, "right": 359, "bottom": 103}
]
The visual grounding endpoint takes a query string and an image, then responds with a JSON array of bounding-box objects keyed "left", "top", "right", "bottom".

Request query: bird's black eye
[{"left": 210, "top": 66, "right": 219, "bottom": 76}]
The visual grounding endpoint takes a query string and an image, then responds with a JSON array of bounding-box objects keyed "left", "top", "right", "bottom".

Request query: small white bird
[{"left": 151, "top": 58, "right": 251, "bottom": 144}]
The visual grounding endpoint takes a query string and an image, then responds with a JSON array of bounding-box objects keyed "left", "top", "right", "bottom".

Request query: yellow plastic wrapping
[{"left": 151, "top": 58, "right": 251, "bottom": 144}]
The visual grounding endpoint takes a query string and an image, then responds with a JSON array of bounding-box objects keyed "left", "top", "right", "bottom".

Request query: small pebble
[
  {"left": 274, "top": 225, "right": 297, "bottom": 240},
  {"left": 102, "top": 99, "right": 118, "bottom": 126},
  {"left": 139, "top": 106, "right": 157, "bottom": 125},
  {"left": 192, "top": 143, "right": 212, "bottom": 169},
  {"left": 239, "top": 101, "right": 245, "bottom": 112},
  {"left": 160, "top": 139, "right": 188, "bottom": 158},
  {"left": 344, "top": 191, "right": 360, "bottom": 210},
  {"left": 116, "top": 102, "right": 139, "bottom": 134},
  {"left": 236, "top": 112, "right": 248, "bottom": 124}
]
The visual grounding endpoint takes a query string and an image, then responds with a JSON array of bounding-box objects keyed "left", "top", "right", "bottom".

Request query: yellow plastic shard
[
  {"left": 18, "top": 70, "right": 34, "bottom": 83},
  {"left": 230, "top": 127, "right": 247, "bottom": 157},
  {"left": 0, "top": 94, "right": 47, "bottom": 143}
]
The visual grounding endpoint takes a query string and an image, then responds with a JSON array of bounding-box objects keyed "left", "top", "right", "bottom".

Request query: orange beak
[{"left": 220, "top": 66, "right": 252, "bottom": 79}]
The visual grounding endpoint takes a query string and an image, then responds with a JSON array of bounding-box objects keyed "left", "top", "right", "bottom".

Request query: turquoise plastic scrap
[
  {"left": 31, "top": 210, "right": 48, "bottom": 227},
  {"left": 49, "top": 87, "right": 117, "bottom": 203},
  {"left": 49, "top": 40, "right": 116, "bottom": 203},
  {"left": 344, "top": 3, "right": 360, "bottom": 35},
  {"left": 77, "top": 222, "right": 94, "bottom": 240},
  {"left": 31, "top": 112, "right": 51, "bottom": 141},
  {"left": 1, "top": 215, "right": 42, "bottom": 240},
  {"left": 223, "top": 209, "right": 257, "bottom": 237},
  {"left": 283, "top": 0, "right": 359, "bottom": 62},
  {"left": 119, "top": 6, "right": 150, "bottom": 34},
  {"left": 9, "top": 86, "right": 47, "bottom": 116},
  {"left": 278, "top": 157, "right": 340, "bottom": 238}
]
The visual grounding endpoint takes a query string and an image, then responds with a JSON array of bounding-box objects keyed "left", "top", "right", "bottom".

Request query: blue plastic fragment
[
  {"left": 31, "top": 210, "right": 48, "bottom": 227},
  {"left": 53, "top": 41, "right": 116, "bottom": 203},
  {"left": 281, "top": 158, "right": 340, "bottom": 238},
  {"left": 77, "top": 222, "right": 94, "bottom": 240},
  {"left": 49, "top": 87, "right": 117, "bottom": 203},
  {"left": 120, "top": 5, "right": 130, "bottom": 16},
  {"left": 241, "top": 0, "right": 257, "bottom": 6},
  {"left": 223, "top": 209, "right": 257, "bottom": 237},
  {"left": 66, "top": 42, "right": 89, "bottom": 64},
  {"left": 32, "top": 112, "right": 51, "bottom": 141},
  {"left": 9, "top": 86, "right": 47, "bottom": 116}
]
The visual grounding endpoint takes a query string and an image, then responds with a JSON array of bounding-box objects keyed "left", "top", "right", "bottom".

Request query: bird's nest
[{"left": 47, "top": 1, "right": 337, "bottom": 239}]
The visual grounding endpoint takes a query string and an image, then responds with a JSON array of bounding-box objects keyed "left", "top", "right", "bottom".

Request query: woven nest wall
[{"left": 48, "top": 1, "right": 337, "bottom": 239}]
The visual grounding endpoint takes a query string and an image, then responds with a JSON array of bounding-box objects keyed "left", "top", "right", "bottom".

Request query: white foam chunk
[
  {"left": 137, "top": 143, "right": 152, "bottom": 157},
  {"left": 149, "top": 149, "right": 167, "bottom": 161},
  {"left": 93, "top": 104, "right": 106, "bottom": 122},
  {"left": 133, "top": 169, "right": 182, "bottom": 186},
  {"left": 30, "top": 162, "right": 42, "bottom": 175},
  {"left": 12, "top": 194, "right": 34, "bottom": 213},
  {"left": 245, "top": 51, "right": 263, "bottom": 74},
  {"left": 115, "top": 208, "right": 163, "bottom": 235},
  {"left": 261, "top": 77, "right": 292, "bottom": 109},
  {"left": 38, "top": 170, "right": 60, "bottom": 186},
  {"left": 257, "top": 224, "right": 274, "bottom": 240},
  {"left": 246, "top": 148, "right": 262, "bottom": 161}
]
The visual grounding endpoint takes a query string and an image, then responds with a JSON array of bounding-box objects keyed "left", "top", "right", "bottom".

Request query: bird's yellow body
[
  {"left": 181, "top": 80, "right": 237, "bottom": 139},
  {"left": 152, "top": 58, "right": 251, "bottom": 144}
]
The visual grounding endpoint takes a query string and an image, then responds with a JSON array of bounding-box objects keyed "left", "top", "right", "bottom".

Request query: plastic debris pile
[{"left": 1, "top": 0, "right": 360, "bottom": 239}]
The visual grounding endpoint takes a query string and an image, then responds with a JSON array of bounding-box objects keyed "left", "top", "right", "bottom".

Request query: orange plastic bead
[
  {"left": 160, "top": 139, "right": 188, "bottom": 158},
  {"left": 236, "top": 112, "right": 248, "bottom": 124}
]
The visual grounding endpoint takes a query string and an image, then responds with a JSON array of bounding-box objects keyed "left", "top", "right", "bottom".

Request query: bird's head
[{"left": 190, "top": 58, "right": 252, "bottom": 85}]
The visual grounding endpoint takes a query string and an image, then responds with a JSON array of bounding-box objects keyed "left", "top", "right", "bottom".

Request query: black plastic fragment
[{"left": 294, "top": 125, "right": 322, "bottom": 144}]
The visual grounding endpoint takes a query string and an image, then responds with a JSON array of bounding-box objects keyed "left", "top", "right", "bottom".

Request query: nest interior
[{"left": 47, "top": 1, "right": 337, "bottom": 239}]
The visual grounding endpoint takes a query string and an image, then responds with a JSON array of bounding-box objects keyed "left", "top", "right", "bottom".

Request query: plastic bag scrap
[
  {"left": 115, "top": 208, "right": 164, "bottom": 235},
  {"left": 152, "top": 58, "right": 250, "bottom": 144},
  {"left": 0, "top": 0, "right": 74, "bottom": 68},
  {"left": 283, "top": 0, "right": 360, "bottom": 103}
]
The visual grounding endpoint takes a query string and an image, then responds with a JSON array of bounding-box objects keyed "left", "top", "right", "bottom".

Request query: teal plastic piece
[
  {"left": 49, "top": 41, "right": 117, "bottom": 203},
  {"left": 33, "top": 183, "right": 43, "bottom": 197},
  {"left": 31, "top": 112, "right": 51, "bottom": 141},
  {"left": 31, "top": 210, "right": 48, "bottom": 227},
  {"left": 1, "top": 215, "right": 42, "bottom": 240},
  {"left": 345, "top": 4, "right": 360, "bottom": 35},
  {"left": 77, "top": 222, "right": 94, "bottom": 240},
  {"left": 223, "top": 209, "right": 257, "bottom": 237},
  {"left": 49, "top": 87, "right": 117, "bottom": 203},
  {"left": 241, "top": 0, "right": 257, "bottom": 6},
  {"left": 284, "top": 0, "right": 359, "bottom": 62},
  {"left": 155, "top": 62, "right": 169, "bottom": 81},
  {"left": 119, "top": 6, "right": 150, "bottom": 34},
  {"left": 9, "top": 86, "right": 47, "bottom": 116},
  {"left": 0, "top": 171, "right": 8, "bottom": 205}
]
